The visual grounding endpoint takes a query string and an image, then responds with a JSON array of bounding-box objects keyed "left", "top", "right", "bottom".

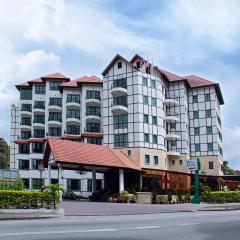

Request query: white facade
[{"left": 10, "top": 54, "right": 225, "bottom": 195}]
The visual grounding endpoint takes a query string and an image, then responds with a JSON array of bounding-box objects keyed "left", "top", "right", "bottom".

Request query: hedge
[
  {"left": 201, "top": 191, "right": 240, "bottom": 203},
  {"left": 0, "top": 190, "right": 57, "bottom": 209}
]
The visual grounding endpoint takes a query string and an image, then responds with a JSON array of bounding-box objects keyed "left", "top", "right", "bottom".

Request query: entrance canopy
[{"left": 43, "top": 138, "right": 140, "bottom": 171}]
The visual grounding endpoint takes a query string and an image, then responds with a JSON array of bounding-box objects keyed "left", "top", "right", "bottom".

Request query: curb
[
  {"left": 0, "top": 208, "right": 65, "bottom": 220},
  {"left": 197, "top": 203, "right": 240, "bottom": 211}
]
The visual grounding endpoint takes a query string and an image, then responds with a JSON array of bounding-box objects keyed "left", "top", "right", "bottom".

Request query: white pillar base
[{"left": 119, "top": 169, "right": 124, "bottom": 193}]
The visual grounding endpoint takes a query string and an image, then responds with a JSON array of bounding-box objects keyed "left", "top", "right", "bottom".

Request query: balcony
[
  {"left": 167, "top": 147, "right": 181, "bottom": 157},
  {"left": 85, "top": 112, "right": 101, "bottom": 122},
  {"left": 165, "top": 131, "right": 180, "bottom": 140},
  {"left": 33, "top": 105, "right": 45, "bottom": 114},
  {"left": 165, "top": 114, "right": 179, "bottom": 122},
  {"left": 85, "top": 98, "right": 101, "bottom": 106},
  {"left": 33, "top": 122, "right": 45, "bottom": 129},
  {"left": 84, "top": 127, "right": 102, "bottom": 133},
  {"left": 48, "top": 104, "right": 62, "bottom": 112},
  {"left": 110, "top": 81, "right": 127, "bottom": 97},
  {"left": 48, "top": 117, "right": 62, "bottom": 127},
  {"left": 111, "top": 97, "right": 128, "bottom": 115},
  {"left": 20, "top": 108, "right": 32, "bottom": 116},
  {"left": 66, "top": 116, "right": 81, "bottom": 125},
  {"left": 165, "top": 97, "right": 179, "bottom": 106},
  {"left": 66, "top": 101, "right": 81, "bottom": 109},
  {"left": 20, "top": 122, "right": 32, "bottom": 130}
]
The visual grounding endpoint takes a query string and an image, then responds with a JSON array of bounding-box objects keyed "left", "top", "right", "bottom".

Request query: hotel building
[{"left": 10, "top": 54, "right": 224, "bottom": 193}]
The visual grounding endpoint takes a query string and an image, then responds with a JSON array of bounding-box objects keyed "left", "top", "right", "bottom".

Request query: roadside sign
[{"left": 186, "top": 159, "right": 199, "bottom": 171}]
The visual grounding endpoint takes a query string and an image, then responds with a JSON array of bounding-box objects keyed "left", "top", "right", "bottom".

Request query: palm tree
[{"left": 42, "top": 183, "right": 64, "bottom": 209}]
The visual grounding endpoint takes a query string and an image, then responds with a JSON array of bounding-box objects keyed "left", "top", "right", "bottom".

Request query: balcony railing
[
  {"left": 84, "top": 127, "right": 102, "bottom": 133},
  {"left": 33, "top": 104, "right": 45, "bottom": 109},
  {"left": 86, "top": 111, "right": 101, "bottom": 117},
  {"left": 48, "top": 117, "right": 62, "bottom": 122}
]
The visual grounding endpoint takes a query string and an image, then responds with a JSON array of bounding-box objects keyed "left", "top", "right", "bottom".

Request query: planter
[{"left": 136, "top": 192, "right": 153, "bottom": 204}]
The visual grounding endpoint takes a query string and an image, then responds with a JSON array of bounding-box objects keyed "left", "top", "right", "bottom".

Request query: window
[
  {"left": 219, "top": 131, "right": 222, "bottom": 141},
  {"left": 21, "top": 104, "right": 32, "bottom": 112},
  {"left": 86, "top": 90, "right": 101, "bottom": 100},
  {"left": 48, "top": 127, "right": 61, "bottom": 136},
  {"left": 21, "top": 117, "right": 31, "bottom": 126},
  {"left": 22, "top": 178, "right": 29, "bottom": 189},
  {"left": 32, "top": 143, "right": 44, "bottom": 153},
  {"left": 144, "top": 133, "right": 149, "bottom": 143},
  {"left": 171, "top": 140, "right": 177, "bottom": 147},
  {"left": 136, "top": 61, "right": 141, "bottom": 68},
  {"left": 151, "top": 79, "right": 156, "bottom": 89},
  {"left": 193, "top": 111, "right": 199, "bottom": 119},
  {"left": 170, "top": 122, "right": 176, "bottom": 129},
  {"left": 35, "top": 84, "right": 45, "bottom": 94},
  {"left": 66, "top": 110, "right": 80, "bottom": 119},
  {"left": 66, "top": 125, "right": 80, "bottom": 135},
  {"left": 195, "top": 143, "right": 201, "bottom": 152},
  {"left": 152, "top": 116, "right": 157, "bottom": 125},
  {"left": 67, "top": 179, "right": 81, "bottom": 191},
  {"left": 143, "top": 95, "right": 148, "bottom": 105},
  {"left": 87, "top": 179, "right": 92, "bottom": 192},
  {"left": 18, "top": 159, "right": 29, "bottom": 170},
  {"left": 113, "top": 95, "right": 127, "bottom": 106},
  {"left": 67, "top": 94, "right": 80, "bottom": 103},
  {"left": 145, "top": 155, "right": 150, "bottom": 165},
  {"left": 87, "top": 138, "right": 102, "bottom": 145},
  {"left": 153, "top": 135, "right": 158, "bottom": 144},
  {"left": 34, "top": 101, "right": 45, "bottom": 109},
  {"left": 49, "top": 98, "right": 62, "bottom": 107},
  {"left": 209, "top": 161, "right": 214, "bottom": 170},
  {"left": 171, "top": 160, "right": 175, "bottom": 165},
  {"left": 114, "top": 115, "right": 128, "bottom": 129},
  {"left": 19, "top": 143, "right": 30, "bottom": 154},
  {"left": 34, "top": 129, "right": 45, "bottom": 138},
  {"left": 86, "top": 106, "right": 101, "bottom": 116},
  {"left": 154, "top": 156, "right": 159, "bottom": 165},
  {"left": 208, "top": 143, "right": 213, "bottom": 151},
  {"left": 151, "top": 97, "right": 157, "bottom": 106},
  {"left": 49, "top": 112, "right": 62, "bottom": 122},
  {"left": 144, "top": 114, "right": 149, "bottom": 124},
  {"left": 32, "top": 178, "right": 43, "bottom": 190},
  {"left": 114, "top": 134, "right": 128, "bottom": 147},
  {"left": 20, "top": 89, "right": 32, "bottom": 100},
  {"left": 205, "top": 93, "right": 211, "bottom": 102},
  {"left": 127, "top": 150, "right": 131, "bottom": 156},
  {"left": 193, "top": 95, "right": 198, "bottom": 103},
  {"left": 21, "top": 131, "right": 31, "bottom": 139},
  {"left": 206, "top": 109, "right": 212, "bottom": 118},
  {"left": 49, "top": 81, "right": 61, "bottom": 90},
  {"left": 194, "top": 127, "right": 200, "bottom": 136},
  {"left": 143, "top": 77, "right": 148, "bottom": 86},
  {"left": 207, "top": 126, "right": 213, "bottom": 135},
  {"left": 32, "top": 159, "right": 41, "bottom": 170},
  {"left": 86, "top": 123, "right": 100, "bottom": 132},
  {"left": 117, "top": 61, "right": 122, "bottom": 69},
  {"left": 179, "top": 160, "right": 183, "bottom": 165},
  {"left": 33, "top": 115, "right": 45, "bottom": 124},
  {"left": 217, "top": 115, "right": 221, "bottom": 126}
]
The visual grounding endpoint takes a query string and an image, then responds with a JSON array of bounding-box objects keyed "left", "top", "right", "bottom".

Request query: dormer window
[
  {"left": 136, "top": 61, "right": 141, "bottom": 68},
  {"left": 117, "top": 61, "right": 122, "bottom": 69}
]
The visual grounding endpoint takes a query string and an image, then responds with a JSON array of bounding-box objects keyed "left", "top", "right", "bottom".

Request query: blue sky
[{"left": 0, "top": 0, "right": 240, "bottom": 169}]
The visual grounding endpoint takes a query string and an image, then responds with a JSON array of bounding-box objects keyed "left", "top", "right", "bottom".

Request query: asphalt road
[{"left": 0, "top": 210, "right": 240, "bottom": 240}]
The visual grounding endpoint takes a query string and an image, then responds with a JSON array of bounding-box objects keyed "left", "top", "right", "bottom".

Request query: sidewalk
[{"left": 61, "top": 201, "right": 196, "bottom": 216}]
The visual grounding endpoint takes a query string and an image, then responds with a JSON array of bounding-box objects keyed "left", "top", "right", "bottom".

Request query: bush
[
  {"left": 0, "top": 177, "right": 24, "bottom": 190},
  {"left": 156, "top": 195, "right": 168, "bottom": 204},
  {"left": 0, "top": 190, "right": 57, "bottom": 209},
  {"left": 201, "top": 191, "right": 240, "bottom": 203},
  {"left": 129, "top": 194, "right": 137, "bottom": 203}
]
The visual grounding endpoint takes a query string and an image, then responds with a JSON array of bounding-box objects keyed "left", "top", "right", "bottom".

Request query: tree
[
  {"left": 223, "top": 161, "right": 239, "bottom": 175},
  {"left": 0, "top": 138, "right": 10, "bottom": 169}
]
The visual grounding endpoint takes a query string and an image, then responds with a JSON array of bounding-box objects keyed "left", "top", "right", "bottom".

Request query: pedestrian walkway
[{"left": 61, "top": 201, "right": 196, "bottom": 216}]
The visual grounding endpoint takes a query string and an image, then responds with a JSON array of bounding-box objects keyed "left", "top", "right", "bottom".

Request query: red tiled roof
[
  {"left": 61, "top": 80, "right": 78, "bottom": 87},
  {"left": 61, "top": 135, "right": 81, "bottom": 140},
  {"left": 28, "top": 77, "right": 43, "bottom": 85},
  {"left": 15, "top": 138, "right": 46, "bottom": 144},
  {"left": 81, "top": 132, "right": 104, "bottom": 138},
  {"left": 41, "top": 72, "right": 69, "bottom": 80},
  {"left": 15, "top": 81, "right": 31, "bottom": 90},
  {"left": 43, "top": 138, "right": 140, "bottom": 171},
  {"left": 154, "top": 67, "right": 184, "bottom": 81},
  {"left": 75, "top": 75, "right": 103, "bottom": 84},
  {"left": 183, "top": 75, "right": 215, "bottom": 87}
]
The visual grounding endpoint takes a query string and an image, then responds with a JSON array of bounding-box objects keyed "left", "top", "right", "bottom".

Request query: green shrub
[
  {"left": 201, "top": 191, "right": 240, "bottom": 203},
  {"left": 0, "top": 177, "right": 24, "bottom": 190},
  {"left": 129, "top": 194, "right": 137, "bottom": 203},
  {"left": 0, "top": 190, "right": 57, "bottom": 209},
  {"left": 156, "top": 195, "right": 168, "bottom": 204}
]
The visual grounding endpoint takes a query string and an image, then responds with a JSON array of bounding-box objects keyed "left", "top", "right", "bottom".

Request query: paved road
[{"left": 0, "top": 210, "right": 240, "bottom": 240}]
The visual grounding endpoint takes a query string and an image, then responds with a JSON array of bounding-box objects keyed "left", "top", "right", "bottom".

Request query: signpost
[{"left": 187, "top": 159, "right": 201, "bottom": 204}]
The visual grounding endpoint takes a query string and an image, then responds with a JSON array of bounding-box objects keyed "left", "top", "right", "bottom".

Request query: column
[
  {"left": 48, "top": 164, "right": 51, "bottom": 185},
  {"left": 92, "top": 168, "right": 96, "bottom": 193},
  {"left": 119, "top": 169, "right": 124, "bottom": 193},
  {"left": 140, "top": 173, "right": 143, "bottom": 191},
  {"left": 58, "top": 164, "right": 63, "bottom": 186}
]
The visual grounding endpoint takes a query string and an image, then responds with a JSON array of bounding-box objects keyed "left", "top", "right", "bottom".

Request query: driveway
[{"left": 61, "top": 200, "right": 196, "bottom": 216}]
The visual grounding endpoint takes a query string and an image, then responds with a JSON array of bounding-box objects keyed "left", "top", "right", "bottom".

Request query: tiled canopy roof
[
  {"left": 43, "top": 138, "right": 140, "bottom": 171},
  {"left": 74, "top": 75, "right": 103, "bottom": 84},
  {"left": 183, "top": 75, "right": 215, "bottom": 87},
  {"left": 41, "top": 72, "right": 69, "bottom": 80}
]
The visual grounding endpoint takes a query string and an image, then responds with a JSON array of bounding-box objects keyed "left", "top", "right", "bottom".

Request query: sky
[{"left": 0, "top": 0, "right": 240, "bottom": 169}]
